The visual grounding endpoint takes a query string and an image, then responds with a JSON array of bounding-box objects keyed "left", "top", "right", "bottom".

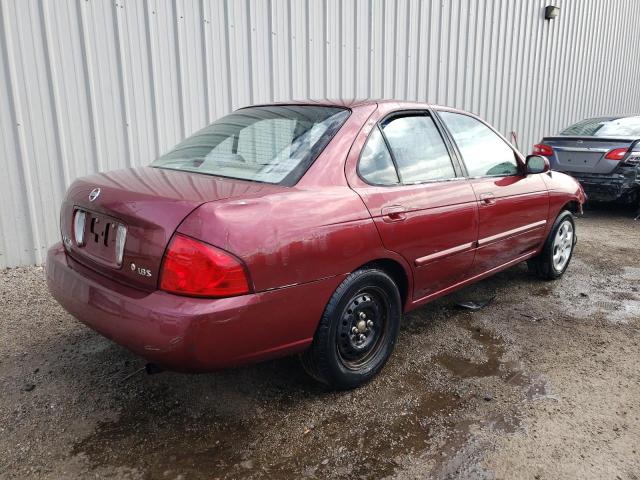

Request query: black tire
[
  {"left": 300, "top": 268, "right": 402, "bottom": 389},
  {"left": 527, "top": 210, "right": 576, "bottom": 280}
]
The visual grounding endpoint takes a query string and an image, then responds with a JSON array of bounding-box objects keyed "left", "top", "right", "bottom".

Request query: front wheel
[
  {"left": 300, "top": 268, "right": 402, "bottom": 389},
  {"left": 528, "top": 210, "right": 576, "bottom": 280}
]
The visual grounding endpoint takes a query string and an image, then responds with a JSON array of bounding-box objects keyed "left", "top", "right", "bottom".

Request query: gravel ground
[{"left": 1, "top": 205, "right": 638, "bottom": 480}]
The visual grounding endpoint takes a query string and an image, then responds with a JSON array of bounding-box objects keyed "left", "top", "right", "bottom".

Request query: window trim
[
  {"left": 356, "top": 109, "right": 463, "bottom": 187},
  {"left": 355, "top": 124, "right": 401, "bottom": 187},
  {"left": 433, "top": 108, "right": 525, "bottom": 179}
]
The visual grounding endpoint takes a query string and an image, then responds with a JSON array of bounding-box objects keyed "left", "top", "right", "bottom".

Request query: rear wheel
[
  {"left": 300, "top": 269, "right": 401, "bottom": 389},
  {"left": 528, "top": 210, "right": 576, "bottom": 280}
]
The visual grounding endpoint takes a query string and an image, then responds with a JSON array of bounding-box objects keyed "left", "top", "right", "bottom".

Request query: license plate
[
  {"left": 75, "top": 209, "right": 127, "bottom": 267},
  {"left": 558, "top": 151, "right": 600, "bottom": 166}
]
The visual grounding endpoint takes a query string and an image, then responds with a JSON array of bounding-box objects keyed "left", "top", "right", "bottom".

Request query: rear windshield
[
  {"left": 560, "top": 116, "right": 640, "bottom": 137},
  {"left": 151, "top": 105, "right": 350, "bottom": 185}
]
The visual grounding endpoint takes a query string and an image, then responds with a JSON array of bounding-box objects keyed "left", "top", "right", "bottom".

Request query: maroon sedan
[{"left": 46, "top": 100, "right": 585, "bottom": 389}]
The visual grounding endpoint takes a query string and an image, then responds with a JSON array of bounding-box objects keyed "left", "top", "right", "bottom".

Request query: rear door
[
  {"left": 437, "top": 110, "right": 549, "bottom": 275},
  {"left": 349, "top": 109, "right": 478, "bottom": 301}
]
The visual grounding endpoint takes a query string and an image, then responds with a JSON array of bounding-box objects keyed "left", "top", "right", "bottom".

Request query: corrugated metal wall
[{"left": 2, "top": 0, "right": 640, "bottom": 268}]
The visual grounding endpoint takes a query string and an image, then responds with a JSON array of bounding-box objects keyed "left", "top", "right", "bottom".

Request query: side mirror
[{"left": 526, "top": 155, "right": 550, "bottom": 174}]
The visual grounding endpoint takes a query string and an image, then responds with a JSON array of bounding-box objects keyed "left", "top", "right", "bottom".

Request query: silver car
[{"left": 533, "top": 116, "right": 640, "bottom": 205}]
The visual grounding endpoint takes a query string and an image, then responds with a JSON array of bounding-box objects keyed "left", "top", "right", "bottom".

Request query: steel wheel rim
[
  {"left": 552, "top": 220, "right": 573, "bottom": 271},
  {"left": 336, "top": 287, "right": 389, "bottom": 370}
]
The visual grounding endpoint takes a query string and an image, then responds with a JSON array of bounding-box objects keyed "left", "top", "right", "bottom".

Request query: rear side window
[
  {"left": 151, "top": 105, "right": 350, "bottom": 186},
  {"left": 358, "top": 126, "right": 400, "bottom": 185},
  {"left": 439, "top": 112, "right": 519, "bottom": 177},
  {"left": 381, "top": 114, "right": 456, "bottom": 183}
]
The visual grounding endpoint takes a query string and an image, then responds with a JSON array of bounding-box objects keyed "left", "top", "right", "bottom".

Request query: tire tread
[
  {"left": 300, "top": 268, "right": 400, "bottom": 389},
  {"left": 528, "top": 210, "right": 575, "bottom": 280}
]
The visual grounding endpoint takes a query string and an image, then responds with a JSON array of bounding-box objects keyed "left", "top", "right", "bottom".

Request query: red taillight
[
  {"left": 160, "top": 234, "right": 250, "bottom": 297},
  {"left": 532, "top": 144, "right": 554, "bottom": 156},
  {"left": 604, "top": 147, "right": 628, "bottom": 160}
]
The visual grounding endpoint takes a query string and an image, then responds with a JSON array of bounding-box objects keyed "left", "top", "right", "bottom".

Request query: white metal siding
[{"left": 1, "top": 0, "right": 640, "bottom": 268}]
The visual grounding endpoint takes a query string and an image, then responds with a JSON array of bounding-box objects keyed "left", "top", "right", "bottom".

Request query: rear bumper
[
  {"left": 568, "top": 167, "right": 639, "bottom": 203},
  {"left": 46, "top": 243, "right": 342, "bottom": 371}
]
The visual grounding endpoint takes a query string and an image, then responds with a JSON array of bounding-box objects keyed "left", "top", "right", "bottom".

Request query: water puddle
[
  {"left": 434, "top": 321, "right": 530, "bottom": 390},
  {"left": 568, "top": 293, "right": 640, "bottom": 324},
  {"left": 622, "top": 266, "right": 640, "bottom": 281},
  {"left": 72, "top": 388, "right": 464, "bottom": 479},
  {"left": 72, "top": 402, "right": 252, "bottom": 479},
  {"left": 434, "top": 327, "right": 503, "bottom": 379},
  {"left": 72, "top": 320, "right": 541, "bottom": 479}
]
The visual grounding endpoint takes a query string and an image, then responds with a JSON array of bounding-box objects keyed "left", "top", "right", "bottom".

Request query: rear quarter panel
[{"left": 177, "top": 187, "right": 412, "bottom": 292}]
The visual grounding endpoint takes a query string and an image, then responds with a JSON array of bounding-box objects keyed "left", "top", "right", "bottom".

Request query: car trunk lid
[
  {"left": 61, "top": 166, "right": 283, "bottom": 290},
  {"left": 542, "top": 136, "right": 636, "bottom": 174}
]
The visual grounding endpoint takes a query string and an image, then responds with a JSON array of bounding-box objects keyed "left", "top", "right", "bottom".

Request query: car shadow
[{"left": 583, "top": 200, "right": 639, "bottom": 219}]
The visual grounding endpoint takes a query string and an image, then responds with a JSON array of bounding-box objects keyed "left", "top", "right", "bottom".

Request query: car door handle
[
  {"left": 479, "top": 193, "right": 496, "bottom": 206},
  {"left": 381, "top": 205, "right": 407, "bottom": 222}
]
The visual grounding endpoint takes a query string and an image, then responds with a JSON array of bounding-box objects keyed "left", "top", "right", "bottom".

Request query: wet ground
[{"left": 1, "top": 205, "right": 639, "bottom": 479}]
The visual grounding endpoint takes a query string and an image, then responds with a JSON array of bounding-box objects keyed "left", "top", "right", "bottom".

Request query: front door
[
  {"left": 350, "top": 111, "right": 479, "bottom": 301},
  {"left": 437, "top": 110, "right": 549, "bottom": 274}
]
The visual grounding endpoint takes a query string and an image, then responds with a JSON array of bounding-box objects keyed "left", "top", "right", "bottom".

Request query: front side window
[
  {"left": 151, "top": 105, "right": 350, "bottom": 185},
  {"left": 381, "top": 114, "right": 456, "bottom": 183},
  {"left": 439, "top": 111, "right": 519, "bottom": 177}
]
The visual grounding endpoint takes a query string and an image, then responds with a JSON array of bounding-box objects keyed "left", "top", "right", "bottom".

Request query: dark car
[
  {"left": 46, "top": 100, "right": 585, "bottom": 389},
  {"left": 533, "top": 116, "right": 640, "bottom": 204}
]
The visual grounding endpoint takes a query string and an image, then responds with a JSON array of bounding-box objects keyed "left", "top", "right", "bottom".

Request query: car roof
[{"left": 244, "top": 98, "right": 468, "bottom": 113}]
